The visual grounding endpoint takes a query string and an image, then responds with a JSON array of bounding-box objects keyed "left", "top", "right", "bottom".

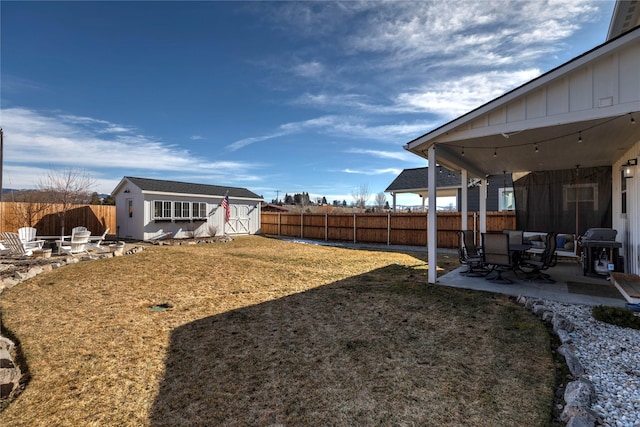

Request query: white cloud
[
  {"left": 343, "top": 168, "right": 402, "bottom": 176},
  {"left": 1, "top": 107, "right": 262, "bottom": 192},
  {"left": 293, "top": 61, "right": 325, "bottom": 78},
  {"left": 345, "top": 148, "right": 418, "bottom": 162}
]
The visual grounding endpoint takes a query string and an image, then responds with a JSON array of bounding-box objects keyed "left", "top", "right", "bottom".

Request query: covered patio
[
  {"left": 404, "top": 25, "right": 640, "bottom": 285},
  {"left": 439, "top": 258, "right": 628, "bottom": 307}
]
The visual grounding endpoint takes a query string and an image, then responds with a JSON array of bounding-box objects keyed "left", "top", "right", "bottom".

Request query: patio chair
[
  {"left": 0, "top": 232, "right": 33, "bottom": 257},
  {"left": 18, "top": 226, "right": 45, "bottom": 251},
  {"left": 458, "top": 230, "right": 488, "bottom": 276},
  {"left": 87, "top": 228, "right": 110, "bottom": 252},
  {"left": 57, "top": 230, "right": 91, "bottom": 256},
  {"left": 503, "top": 229, "right": 524, "bottom": 246},
  {"left": 482, "top": 233, "right": 516, "bottom": 284},
  {"left": 519, "top": 232, "right": 558, "bottom": 282}
]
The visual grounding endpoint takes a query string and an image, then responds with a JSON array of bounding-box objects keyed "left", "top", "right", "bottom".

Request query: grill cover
[{"left": 582, "top": 228, "right": 617, "bottom": 241}]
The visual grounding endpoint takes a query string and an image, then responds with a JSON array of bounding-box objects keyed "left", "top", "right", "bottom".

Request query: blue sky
[{"left": 1, "top": 1, "right": 615, "bottom": 206}]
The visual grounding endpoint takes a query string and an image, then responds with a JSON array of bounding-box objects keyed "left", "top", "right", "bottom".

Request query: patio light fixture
[{"left": 622, "top": 158, "right": 637, "bottom": 179}]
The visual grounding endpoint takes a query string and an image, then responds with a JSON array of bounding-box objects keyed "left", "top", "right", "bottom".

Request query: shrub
[{"left": 592, "top": 305, "right": 640, "bottom": 330}]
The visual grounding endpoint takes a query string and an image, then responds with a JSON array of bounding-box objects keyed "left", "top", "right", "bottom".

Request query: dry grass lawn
[{"left": 0, "top": 236, "right": 555, "bottom": 426}]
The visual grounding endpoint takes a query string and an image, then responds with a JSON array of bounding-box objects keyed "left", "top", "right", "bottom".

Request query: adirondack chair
[
  {"left": 87, "top": 228, "right": 110, "bottom": 252},
  {"left": 57, "top": 230, "right": 91, "bottom": 256},
  {"left": 0, "top": 232, "right": 33, "bottom": 257},
  {"left": 18, "top": 227, "right": 45, "bottom": 251}
]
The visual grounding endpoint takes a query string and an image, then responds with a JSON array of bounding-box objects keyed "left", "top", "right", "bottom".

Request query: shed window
[
  {"left": 154, "top": 201, "right": 172, "bottom": 219},
  {"left": 174, "top": 202, "right": 190, "bottom": 218},
  {"left": 192, "top": 202, "right": 207, "bottom": 219}
]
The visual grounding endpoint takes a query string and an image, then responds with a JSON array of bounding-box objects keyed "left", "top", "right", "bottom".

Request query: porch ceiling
[{"left": 412, "top": 112, "right": 639, "bottom": 177}]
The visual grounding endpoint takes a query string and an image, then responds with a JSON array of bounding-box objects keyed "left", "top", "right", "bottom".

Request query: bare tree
[
  {"left": 351, "top": 184, "right": 370, "bottom": 209},
  {"left": 374, "top": 192, "right": 387, "bottom": 212},
  {"left": 38, "top": 168, "right": 96, "bottom": 236},
  {"left": 9, "top": 190, "right": 52, "bottom": 228}
]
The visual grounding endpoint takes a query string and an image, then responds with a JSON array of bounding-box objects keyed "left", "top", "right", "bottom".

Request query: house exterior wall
[
  {"left": 440, "top": 39, "right": 640, "bottom": 142},
  {"left": 612, "top": 139, "right": 640, "bottom": 275}
]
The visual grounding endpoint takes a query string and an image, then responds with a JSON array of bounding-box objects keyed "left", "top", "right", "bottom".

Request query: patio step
[{"left": 610, "top": 273, "right": 640, "bottom": 304}]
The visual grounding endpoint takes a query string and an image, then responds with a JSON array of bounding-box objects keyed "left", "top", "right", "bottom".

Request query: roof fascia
[
  {"left": 140, "top": 190, "right": 262, "bottom": 201},
  {"left": 404, "top": 27, "right": 640, "bottom": 152},
  {"left": 111, "top": 177, "right": 132, "bottom": 195}
]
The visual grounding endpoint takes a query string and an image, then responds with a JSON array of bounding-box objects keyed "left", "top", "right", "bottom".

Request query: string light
[
  {"left": 578, "top": 132, "right": 582, "bottom": 143},
  {"left": 493, "top": 148, "right": 497, "bottom": 157},
  {"left": 534, "top": 143, "right": 539, "bottom": 153},
  {"left": 461, "top": 147, "right": 465, "bottom": 157},
  {"left": 631, "top": 113, "right": 636, "bottom": 125}
]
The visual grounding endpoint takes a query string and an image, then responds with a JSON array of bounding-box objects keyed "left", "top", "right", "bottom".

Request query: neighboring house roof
[
  {"left": 385, "top": 167, "right": 461, "bottom": 193},
  {"left": 261, "top": 204, "right": 289, "bottom": 212},
  {"left": 115, "top": 177, "right": 262, "bottom": 200}
]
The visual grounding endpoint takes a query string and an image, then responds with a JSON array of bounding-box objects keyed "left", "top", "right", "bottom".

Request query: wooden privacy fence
[
  {"left": 0, "top": 202, "right": 116, "bottom": 236},
  {"left": 261, "top": 211, "right": 516, "bottom": 249}
]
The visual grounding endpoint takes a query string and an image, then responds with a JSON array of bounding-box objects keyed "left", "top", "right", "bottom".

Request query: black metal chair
[
  {"left": 519, "top": 232, "right": 558, "bottom": 282},
  {"left": 458, "top": 230, "right": 488, "bottom": 276},
  {"left": 481, "top": 233, "right": 516, "bottom": 283}
]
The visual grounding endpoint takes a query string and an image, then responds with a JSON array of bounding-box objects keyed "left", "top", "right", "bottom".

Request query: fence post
[
  {"left": 387, "top": 212, "right": 390, "bottom": 245},
  {"left": 325, "top": 213, "right": 328, "bottom": 241},
  {"left": 353, "top": 213, "right": 357, "bottom": 243},
  {"left": 278, "top": 212, "right": 281, "bottom": 236},
  {"left": 301, "top": 212, "right": 303, "bottom": 238}
]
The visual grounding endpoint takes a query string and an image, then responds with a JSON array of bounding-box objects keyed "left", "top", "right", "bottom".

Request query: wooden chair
[
  {"left": 482, "top": 233, "right": 516, "bottom": 283},
  {"left": 87, "top": 228, "right": 110, "bottom": 252},
  {"left": 1, "top": 232, "right": 32, "bottom": 257},
  {"left": 18, "top": 227, "right": 45, "bottom": 251},
  {"left": 57, "top": 230, "right": 91, "bottom": 256}
]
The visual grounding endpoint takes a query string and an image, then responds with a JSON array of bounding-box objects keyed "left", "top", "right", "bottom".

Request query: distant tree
[
  {"left": 37, "top": 168, "right": 96, "bottom": 236},
  {"left": 342, "top": 200, "right": 347, "bottom": 207},
  {"left": 284, "top": 194, "right": 293, "bottom": 204},
  {"left": 351, "top": 184, "right": 371, "bottom": 209},
  {"left": 89, "top": 192, "right": 102, "bottom": 205},
  {"left": 332, "top": 200, "right": 339, "bottom": 207},
  {"left": 102, "top": 194, "right": 116, "bottom": 205},
  {"left": 384, "top": 201, "right": 390, "bottom": 210},
  {"left": 374, "top": 192, "right": 387, "bottom": 212},
  {"left": 321, "top": 196, "right": 327, "bottom": 205}
]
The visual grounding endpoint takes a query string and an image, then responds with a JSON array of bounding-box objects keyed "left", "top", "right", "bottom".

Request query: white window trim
[
  {"left": 498, "top": 187, "right": 515, "bottom": 212},
  {"left": 153, "top": 200, "right": 208, "bottom": 221}
]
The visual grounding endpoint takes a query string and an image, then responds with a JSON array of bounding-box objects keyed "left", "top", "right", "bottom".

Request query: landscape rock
[
  {"left": 557, "top": 344, "right": 585, "bottom": 377},
  {"left": 565, "top": 377, "right": 596, "bottom": 407}
]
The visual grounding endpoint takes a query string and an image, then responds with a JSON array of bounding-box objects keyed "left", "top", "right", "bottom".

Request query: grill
[{"left": 580, "top": 228, "right": 622, "bottom": 276}]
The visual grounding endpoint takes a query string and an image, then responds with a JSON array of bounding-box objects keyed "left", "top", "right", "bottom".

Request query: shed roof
[{"left": 120, "top": 177, "right": 262, "bottom": 200}]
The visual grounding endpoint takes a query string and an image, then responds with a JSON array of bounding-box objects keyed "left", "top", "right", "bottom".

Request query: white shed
[{"left": 112, "top": 177, "right": 263, "bottom": 240}]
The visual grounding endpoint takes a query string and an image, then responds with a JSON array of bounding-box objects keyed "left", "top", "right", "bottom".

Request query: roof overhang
[{"left": 404, "top": 27, "right": 640, "bottom": 178}]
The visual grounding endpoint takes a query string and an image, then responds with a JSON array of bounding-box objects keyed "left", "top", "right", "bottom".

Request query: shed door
[{"left": 225, "top": 205, "right": 250, "bottom": 234}]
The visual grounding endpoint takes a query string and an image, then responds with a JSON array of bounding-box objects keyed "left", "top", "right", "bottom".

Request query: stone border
[{"left": 516, "top": 295, "right": 602, "bottom": 427}]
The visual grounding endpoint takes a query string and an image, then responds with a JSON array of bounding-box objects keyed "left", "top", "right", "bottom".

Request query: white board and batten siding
[{"left": 112, "top": 177, "right": 263, "bottom": 241}]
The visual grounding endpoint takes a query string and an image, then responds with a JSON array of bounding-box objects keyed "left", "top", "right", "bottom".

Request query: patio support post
[
  {"left": 427, "top": 146, "right": 437, "bottom": 284},
  {"left": 461, "top": 169, "right": 468, "bottom": 231},
  {"left": 479, "top": 177, "right": 487, "bottom": 234},
  {"left": 392, "top": 192, "right": 396, "bottom": 212}
]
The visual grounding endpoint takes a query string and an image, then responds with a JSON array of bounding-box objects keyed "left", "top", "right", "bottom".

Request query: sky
[{"left": 0, "top": 0, "right": 616, "bottom": 207}]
